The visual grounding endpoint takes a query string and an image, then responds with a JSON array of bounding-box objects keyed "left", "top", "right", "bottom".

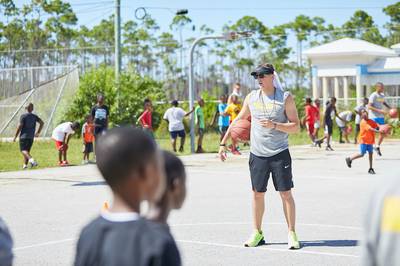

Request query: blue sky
[
  {"left": 13, "top": 0, "right": 397, "bottom": 32},
  {"left": 10, "top": 0, "right": 398, "bottom": 53}
]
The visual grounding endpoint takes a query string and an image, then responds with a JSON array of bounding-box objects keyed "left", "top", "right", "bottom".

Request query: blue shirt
[{"left": 218, "top": 103, "right": 230, "bottom": 127}]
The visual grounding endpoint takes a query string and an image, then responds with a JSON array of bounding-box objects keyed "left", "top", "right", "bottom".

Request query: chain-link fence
[{"left": 0, "top": 66, "right": 79, "bottom": 138}]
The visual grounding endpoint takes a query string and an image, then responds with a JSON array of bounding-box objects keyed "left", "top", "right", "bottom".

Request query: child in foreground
[
  {"left": 345, "top": 109, "right": 383, "bottom": 174},
  {"left": 74, "top": 127, "right": 181, "bottom": 266},
  {"left": 148, "top": 150, "right": 187, "bottom": 224}
]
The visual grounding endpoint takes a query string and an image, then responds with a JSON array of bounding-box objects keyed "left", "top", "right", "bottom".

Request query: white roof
[
  {"left": 368, "top": 57, "right": 400, "bottom": 72},
  {"left": 391, "top": 43, "right": 400, "bottom": 49},
  {"left": 304, "top": 38, "right": 396, "bottom": 58}
]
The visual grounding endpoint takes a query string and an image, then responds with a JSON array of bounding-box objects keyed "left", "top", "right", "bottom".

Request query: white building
[{"left": 304, "top": 38, "right": 400, "bottom": 107}]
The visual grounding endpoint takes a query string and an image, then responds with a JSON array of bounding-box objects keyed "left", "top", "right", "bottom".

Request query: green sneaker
[
  {"left": 244, "top": 230, "right": 265, "bottom": 247},
  {"left": 288, "top": 231, "right": 300, "bottom": 249}
]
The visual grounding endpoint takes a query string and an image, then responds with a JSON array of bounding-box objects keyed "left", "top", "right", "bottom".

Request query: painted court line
[
  {"left": 14, "top": 238, "right": 76, "bottom": 251},
  {"left": 177, "top": 239, "right": 360, "bottom": 258},
  {"left": 14, "top": 221, "right": 360, "bottom": 251}
]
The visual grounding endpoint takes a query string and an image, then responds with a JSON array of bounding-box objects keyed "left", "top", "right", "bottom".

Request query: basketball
[
  {"left": 389, "top": 108, "right": 398, "bottom": 118},
  {"left": 379, "top": 124, "right": 391, "bottom": 135},
  {"left": 230, "top": 119, "right": 251, "bottom": 142}
]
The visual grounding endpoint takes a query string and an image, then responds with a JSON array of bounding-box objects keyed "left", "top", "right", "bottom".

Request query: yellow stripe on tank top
[{"left": 381, "top": 196, "right": 400, "bottom": 233}]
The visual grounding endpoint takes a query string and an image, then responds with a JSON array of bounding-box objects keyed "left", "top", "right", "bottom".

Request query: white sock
[{"left": 28, "top": 158, "right": 35, "bottom": 163}]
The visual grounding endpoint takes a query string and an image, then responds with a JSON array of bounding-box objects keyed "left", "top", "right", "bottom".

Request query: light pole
[{"left": 188, "top": 32, "right": 240, "bottom": 153}]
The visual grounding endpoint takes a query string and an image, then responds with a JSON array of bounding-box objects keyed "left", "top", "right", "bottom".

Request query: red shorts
[
  {"left": 55, "top": 141, "right": 68, "bottom": 151},
  {"left": 306, "top": 122, "right": 315, "bottom": 135}
]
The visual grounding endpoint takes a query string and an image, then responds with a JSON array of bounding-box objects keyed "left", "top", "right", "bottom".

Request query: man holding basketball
[
  {"left": 219, "top": 63, "right": 301, "bottom": 249},
  {"left": 368, "top": 82, "right": 392, "bottom": 156}
]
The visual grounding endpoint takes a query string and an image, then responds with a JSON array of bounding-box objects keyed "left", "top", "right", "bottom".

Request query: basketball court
[{"left": 1, "top": 141, "right": 399, "bottom": 266}]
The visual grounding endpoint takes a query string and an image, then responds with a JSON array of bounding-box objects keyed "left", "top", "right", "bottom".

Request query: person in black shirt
[
  {"left": 13, "top": 103, "right": 44, "bottom": 169},
  {"left": 75, "top": 127, "right": 182, "bottom": 266},
  {"left": 320, "top": 97, "right": 345, "bottom": 151},
  {"left": 0, "top": 216, "right": 13, "bottom": 266},
  {"left": 91, "top": 94, "right": 109, "bottom": 138}
]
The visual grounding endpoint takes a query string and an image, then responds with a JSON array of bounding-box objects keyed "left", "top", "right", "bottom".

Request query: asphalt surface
[{"left": 1, "top": 140, "right": 399, "bottom": 266}]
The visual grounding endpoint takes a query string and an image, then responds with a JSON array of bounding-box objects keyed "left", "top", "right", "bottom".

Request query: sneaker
[
  {"left": 29, "top": 158, "right": 38, "bottom": 167},
  {"left": 232, "top": 149, "right": 242, "bottom": 155},
  {"left": 82, "top": 160, "right": 89, "bottom": 165},
  {"left": 368, "top": 168, "right": 376, "bottom": 174},
  {"left": 374, "top": 147, "right": 382, "bottom": 156},
  {"left": 179, "top": 146, "right": 184, "bottom": 153},
  {"left": 288, "top": 231, "right": 300, "bottom": 249},
  {"left": 63, "top": 160, "right": 69, "bottom": 166},
  {"left": 244, "top": 230, "right": 265, "bottom": 247},
  {"left": 326, "top": 145, "right": 334, "bottom": 151},
  {"left": 22, "top": 164, "right": 28, "bottom": 169},
  {"left": 339, "top": 140, "right": 345, "bottom": 144},
  {"left": 59, "top": 161, "right": 69, "bottom": 167},
  {"left": 345, "top": 157, "right": 352, "bottom": 168}
]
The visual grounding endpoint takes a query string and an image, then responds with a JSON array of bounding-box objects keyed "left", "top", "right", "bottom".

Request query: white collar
[{"left": 101, "top": 211, "right": 140, "bottom": 222}]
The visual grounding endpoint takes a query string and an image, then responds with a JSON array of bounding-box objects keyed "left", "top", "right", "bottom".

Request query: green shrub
[{"left": 63, "top": 67, "right": 166, "bottom": 132}]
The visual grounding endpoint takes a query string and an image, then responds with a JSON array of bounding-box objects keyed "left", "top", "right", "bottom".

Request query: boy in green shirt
[{"left": 195, "top": 98, "right": 205, "bottom": 153}]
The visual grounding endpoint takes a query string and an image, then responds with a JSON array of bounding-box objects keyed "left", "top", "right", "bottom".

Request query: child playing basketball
[
  {"left": 51, "top": 121, "right": 80, "bottom": 166},
  {"left": 74, "top": 127, "right": 181, "bottom": 266},
  {"left": 82, "top": 115, "right": 95, "bottom": 164},
  {"left": 345, "top": 109, "right": 382, "bottom": 174}
]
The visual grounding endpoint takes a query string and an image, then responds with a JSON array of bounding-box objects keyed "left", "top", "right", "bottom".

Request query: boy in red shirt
[
  {"left": 82, "top": 115, "right": 95, "bottom": 164},
  {"left": 138, "top": 99, "right": 154, "bottom": 139},
  {"left": 345, "top": 109, "right": 384, "bottom": 174},
  {"left": 303, "top": 98, "right": 317, "bottom": 145}
]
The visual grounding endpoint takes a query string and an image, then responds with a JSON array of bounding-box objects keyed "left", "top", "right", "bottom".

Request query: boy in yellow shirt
[{"left": 224, "top": 95, "right": 242, "bottom": 155}]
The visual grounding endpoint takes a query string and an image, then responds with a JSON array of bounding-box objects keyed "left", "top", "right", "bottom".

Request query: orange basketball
[
  {"left": 231, "top": 119, "right": 251, "bottom": 142},
  {"left": 379, "top": 124, "right": 391, "bottom": 135},
  {"left": 389, "top": 108, "right": 398, "bottom": 118}
]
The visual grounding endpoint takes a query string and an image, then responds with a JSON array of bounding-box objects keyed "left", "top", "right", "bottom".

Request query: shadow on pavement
[
  {"left": 267, "top": 240, "right": 358, "bottom": 247},
  {"left": 72, "top": 181, "right": 106, "bottom": 186}
]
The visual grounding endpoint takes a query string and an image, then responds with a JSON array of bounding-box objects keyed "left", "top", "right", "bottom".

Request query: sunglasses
[{"left": 251, "top": 72, "right": 271, "bottom": 79}]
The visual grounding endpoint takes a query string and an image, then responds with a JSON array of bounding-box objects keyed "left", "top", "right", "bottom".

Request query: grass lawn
[{"left": 0, "top": 127, "right": 397, "bottom": 172}]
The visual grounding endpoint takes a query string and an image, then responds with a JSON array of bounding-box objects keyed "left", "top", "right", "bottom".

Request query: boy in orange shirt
[
  {"left": 82, "top": 115, "right": 95, "bottom": 164},
  {"left": 345, "top": 109, "right": 383, "bottom": 174}
]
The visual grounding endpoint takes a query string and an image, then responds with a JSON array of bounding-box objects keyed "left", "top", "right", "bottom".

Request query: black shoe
[
  {"left": 326, "top": 145, "right": 334, "bottom": 151},
  {"left": 179, "top": 146, "right": 184, "bottom": 152},
  {"left": 374, "top": 147, "right": 382, "bottom": 156},
  {"left": 368, "top": 168, "right": 376, "bottom": 174},
  {"left": 345, "top": 157, "right": 352, "bottom": 168},
  {"left": 339, "top": 140, "right": 345, "bottom": 144}
]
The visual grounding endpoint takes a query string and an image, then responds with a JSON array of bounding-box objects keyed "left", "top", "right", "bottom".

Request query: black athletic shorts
[
  {"left": 19, "top": 138, "right": 33, "bottom": 152},
  {"left": 197, "top": 128, "right": 204, "bottom": 136},
  {"left": 82, "top": 142, "right": 93, "bottom": 154},
  {"left": 249, "top": 149, "right": 293, "bottom": 192},
  {"left": 324, "top": 121, "right": 333, "bottom": 135},
  {"left": 170, "top": 130, "right": 185, "bottom": 139},
  {"left": 94, "top": 126, "right": 107, "bottom": 137}
]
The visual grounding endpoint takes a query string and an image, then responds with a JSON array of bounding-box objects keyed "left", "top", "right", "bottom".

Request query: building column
[
  {"left": 312, "top": 66, "right": 319, "bottom": 99},
  {"left": 356, "top": 65, "right": 367, "bottom": 105},
  {"left": 343, "top": 76, "right": 349, "bottom": 107},
  {"left": 334, "top": 77, "right": 340, "bottom": 98},
  {"left": 322, "top": 76, "right": 328, "bottom": 109}
]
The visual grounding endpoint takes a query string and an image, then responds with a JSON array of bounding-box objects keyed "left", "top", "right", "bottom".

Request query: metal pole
[
  {"left": 115, "top": 0, "right": 121, "bottom": 113},
  {"left": 115, "top": 0, "right": 121, "bottom": 80},
  {"left": 188, "top": 35, "right": 225, "bottom": 153}
]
